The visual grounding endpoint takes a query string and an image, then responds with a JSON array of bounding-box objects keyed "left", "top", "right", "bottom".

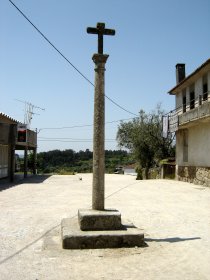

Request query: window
[
  {"left": 190, "top": 90, "right": 195, "bottom": 109},
  {"left": 203, "top": 75, "right": 208, "bottom": 101},
  {"left": 182, "top": 89, "right": 186, "bottom": 112}
]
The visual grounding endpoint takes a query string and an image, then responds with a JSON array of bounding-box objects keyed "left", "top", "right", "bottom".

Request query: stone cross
[
  {"left": 61, "top": 23, "right": 144, "bottom": 249},
  {"left": 87, "top": 23, "right": 115, "bottom": 210},
  {"left": 87, "top": 22, "right": 115, "bottom": 54}
]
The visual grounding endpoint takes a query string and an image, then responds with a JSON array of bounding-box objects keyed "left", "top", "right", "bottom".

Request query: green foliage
[
  {"left": 136, "top": 166, "right": 143, "bottom": 180},
  {"left": 36, "top": 149, "right": 131, "bottom": 174},
  {"left": 117, "top": 105, "right": 175, "bottom": 179},
  {"left": 105, "top": 150, "right": 132, "bottom": 173}
]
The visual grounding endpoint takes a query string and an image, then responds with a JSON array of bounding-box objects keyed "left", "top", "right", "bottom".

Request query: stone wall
[{"left": 177, "top": 166, "right": 210, "bottom": 187}]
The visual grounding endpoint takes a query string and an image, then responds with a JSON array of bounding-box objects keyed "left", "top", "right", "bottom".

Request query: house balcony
[
  {"left": 168, "top": 92, "right": 210, "bottom": 132},
  {"left": 16, "top": 129, "right": 37, "bottom": 149},
  {"left": 178, "top": 93, "right": 210, "bottom": 128}
]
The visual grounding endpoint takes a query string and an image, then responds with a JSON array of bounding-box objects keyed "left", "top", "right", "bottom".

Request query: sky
[{"left": 1, "top": 0, "right": 210, "bottom": 153}]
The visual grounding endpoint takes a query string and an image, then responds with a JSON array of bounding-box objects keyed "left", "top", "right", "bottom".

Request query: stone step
[
  {"left": 61, "top": 217, "right": 145, "bottom": 249},
  {"left": 78, "top": 209, "right": 122, "bottom": 231}
]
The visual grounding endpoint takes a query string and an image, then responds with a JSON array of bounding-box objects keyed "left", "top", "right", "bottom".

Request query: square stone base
[
  {"left": 61, "top": 217, "right": 145, "bottom": 249},
  {"left": 78, "top": 209, "right": 121, "bottom": 231}
]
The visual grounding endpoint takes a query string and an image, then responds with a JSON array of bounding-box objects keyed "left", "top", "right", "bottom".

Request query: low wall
[{"left": 177, "top": 166, "right": 210, "bottom": 187}]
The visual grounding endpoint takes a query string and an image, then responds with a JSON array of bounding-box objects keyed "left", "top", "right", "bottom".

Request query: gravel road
[{"left": 0, "top": 174, "right": 210, "bottom": 280}]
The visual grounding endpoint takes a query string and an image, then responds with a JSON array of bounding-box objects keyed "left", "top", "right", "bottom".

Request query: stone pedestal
[
  {"left": 61, "top": 208, "right": 145, "bottom": 249},
  {"left": 61, "top": 217, "right": 145, "bottom": 249},
  {"left": 78, "top": 209, "right": 122, "bottom": 231}
]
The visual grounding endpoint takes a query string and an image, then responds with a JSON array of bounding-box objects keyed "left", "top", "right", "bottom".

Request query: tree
[
  {"left": 116, "top": 105, "right": 175, "bottom": 179},
  {"left": 36, "top": 148, "right": 131, "bottom": 174}
]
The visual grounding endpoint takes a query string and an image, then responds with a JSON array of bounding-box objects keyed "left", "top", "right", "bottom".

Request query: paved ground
[{"left": 0, "top": 174, "right": 210, "bottom": 280}]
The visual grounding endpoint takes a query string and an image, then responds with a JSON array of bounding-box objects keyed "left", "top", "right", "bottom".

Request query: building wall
[
  {"left": 0, "top": 144, "right": 9, "bottom": 178},
  {"left": 208, "top": 72, "right": 210, "bottom": 89},
  {"left": 123, "top": 168, "right": 137, "bottom": 176},
  {"left": 176, "top": 122, "right": 210, "bottom": 167},
  {"left": 175, "top": 70, "right": 210, "bottom": 113},
  {"left": 176, "top": 91, "right": 182, "bottom": 110},
  {"left": 0, "top": 115, "right": 16, "bottom": 125},
  {"left": 176, "top": 129, "right": 185, "bottom": 166},
  {"left": 195, "top": 77, "right": 202, "bottom": 100},
  {"left": 0, "top": 123, "right": 17, "bottom": 180},
  {"left": 189, "top": 122, "right": 210, "bottom": 166},
  {"left": 176, "top": 122, "right": 210, "bottom": 186},
  {"left": 172, "top": 62, "right": 210, "bottom": 186}
]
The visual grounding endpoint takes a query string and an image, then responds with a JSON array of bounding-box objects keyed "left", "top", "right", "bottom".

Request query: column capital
[{"left": 92, "top": 54, "right": 109, "bottom": 64}]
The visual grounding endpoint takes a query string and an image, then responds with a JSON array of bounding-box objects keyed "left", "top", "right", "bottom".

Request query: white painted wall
[
  {"left": 176, "top": 72, "right": 210, "bottom": 113},
  {"left": 176, "top": 91, "right": 182, "bottom": 110},
  {"left": 176, "top": 129, "right": 185, "bottom": 166},
  {"left": 124, "top": 168, "right": 137, "bottom": 176},
  {"left": 176, "top": 122, "right": 210, "bottom": 167},
  {"left": 195, "top": 77, "right": 202, "bottom": 100},
  {"left": 175, "top": 69, "right": 210, "bottom": 169},
  {"left": 188, "top": 122, "right": 210, "bottom": 166}
]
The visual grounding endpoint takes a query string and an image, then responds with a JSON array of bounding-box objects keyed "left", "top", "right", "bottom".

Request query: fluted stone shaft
[{"left": 92, "top": 54, "right": 109, "bottom": 210}]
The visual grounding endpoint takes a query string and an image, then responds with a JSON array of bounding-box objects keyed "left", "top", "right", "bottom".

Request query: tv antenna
[{"left": 15, "top": 99, "right": 45, "bottom": 128}]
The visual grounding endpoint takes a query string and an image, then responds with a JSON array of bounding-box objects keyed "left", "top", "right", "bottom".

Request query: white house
[{"left": 168, "top": 59, "right": 210, "bottom": 186}]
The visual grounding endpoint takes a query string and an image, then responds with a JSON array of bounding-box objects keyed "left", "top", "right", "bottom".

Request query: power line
[
  {"left": 104, "top": 95, "right": 138, "bottom": 116},
  {"left": 8, "top": 0, "right": 94, "bottom": 87},
  {"left": 9, "top": 0, "right": 138, "bottom": 117},
  {"left": 38, "top": 137, "right": 116, "bottom": 141},
  {"left": 38, "top": 117, "right": 135, "bottom": 131},
  {"left": 38, "top": 139, "right": 116, "bottom": 143}
]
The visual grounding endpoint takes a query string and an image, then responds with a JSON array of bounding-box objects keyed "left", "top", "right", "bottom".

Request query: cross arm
[
  {"left": 87, "top": 27, "right": 115, "bottom": 36},
  {"left": 103, "top": 29, "right": 115, "bottom": 36},
  {"left": 87, "top": 27, "right": 98, "bottom": 34}
]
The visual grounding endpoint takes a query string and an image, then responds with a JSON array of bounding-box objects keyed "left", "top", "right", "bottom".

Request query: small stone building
[
  {"left": 168, "top": 59, "right": 210, "bottom": 186},
  {"left": 0, "top": 112, "right": 37, "bottom": 181},
  {"left": 0, "top": 113, "right": 17, "bottom": 180}
]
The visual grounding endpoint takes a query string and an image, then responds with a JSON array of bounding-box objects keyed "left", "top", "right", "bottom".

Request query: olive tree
[{"left": 116, "top": 106, "right": 174, "bottom": 179}]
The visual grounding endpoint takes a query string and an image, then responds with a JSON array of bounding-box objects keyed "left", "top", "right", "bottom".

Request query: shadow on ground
[
  {"left": 0, "top": 175, "right": 51, "bottom": 192},
  {"left": 145, "top": 237, "right": 201, "bottom": 243},
  {"left": 0, "top": 222, "right": 60, "bottom": 266}
]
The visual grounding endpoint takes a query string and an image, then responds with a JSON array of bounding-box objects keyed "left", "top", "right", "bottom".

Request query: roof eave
[
  {"left": 0, "top": 112, "right": 21, "bottom": 124},
  {"left": 168, "top": 58, "right": 210, "bottom": 95}
]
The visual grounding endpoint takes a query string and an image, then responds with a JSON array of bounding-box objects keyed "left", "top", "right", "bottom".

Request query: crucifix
[
  {"left": 87, "top": 22, "right": 115, "bottom": 54},
  {"left": 61, "top": 22, "right": 144, "bottom": 249},
  {"left": 87, "top": 23, "right": 115, "bottom": 210}
]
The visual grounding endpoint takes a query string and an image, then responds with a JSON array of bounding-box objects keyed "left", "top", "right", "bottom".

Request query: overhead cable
[
  {"left": 9, "top": 0, "right": 138, "bottom": 117},
  {"left": 38, "top": 117, "right": 135, "bottom": 131},
  {"left": 38, "top": 137, "right": 116, "bottom": 140},
  {"left": 38, "top": 139, "right": 116, "bottom": 143}
]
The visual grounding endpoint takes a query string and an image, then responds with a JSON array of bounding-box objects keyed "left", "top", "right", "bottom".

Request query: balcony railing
[
  {"left": 178, "top": 92, "right": 210, "bottom": 126},
  {"left": 167, "top": 91, "right": 210, "bottom": 132}
]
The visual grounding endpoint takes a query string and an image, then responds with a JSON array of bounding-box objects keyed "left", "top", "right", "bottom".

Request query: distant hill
[{"left": 34, "top": 149, "right": 134, "bottom": 174}]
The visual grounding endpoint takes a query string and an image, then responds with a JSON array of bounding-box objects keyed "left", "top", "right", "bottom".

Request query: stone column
[{"left": 92, "top": 53, "right": 109, "bottom": 210}]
